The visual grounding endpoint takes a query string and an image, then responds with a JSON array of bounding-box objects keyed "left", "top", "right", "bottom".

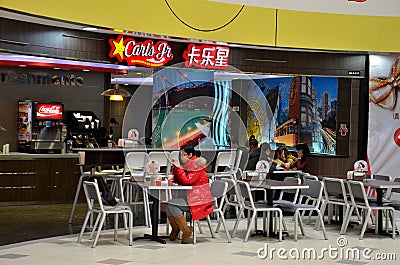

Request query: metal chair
[
  {"left": 273, "top": 176, "right": 302, "bottom": 206},
  {"left": 215, "top": 178, "right": 241, "bottom": 233},
  {"left": 277, "top": 179, "right": 327, "bottom": 241},
  {"left": 319, "top": 177, "right": 352, "bottom": 234},
  {"left": 342, "top": 180, "right": 396, "bottom": 239},
  {"left": 367, "top": 174, "right": 391, "bottom": 199},
  {"left": 236, "top": 146, "right": 249, "bottom": 180},
  {"left": 232, "top": 180, "right": 283, "bottom": 242},
  {"left": 124, "top": 152, "right": 152, "bottom": 228},
  {"left": 193, "top": 180, "right": 231, "bottom": 243},
  {"left": 69, "top": 151, "right": 115, "bottom": 224},
  {"left": 77, "top": 180, "right": 133, "bottom": 248},
  {"left": 211, "top": 151, "right": 238, "bottom": 180},
  {"left": 385, "top": 177, "right": 400, "bottom": 206}
]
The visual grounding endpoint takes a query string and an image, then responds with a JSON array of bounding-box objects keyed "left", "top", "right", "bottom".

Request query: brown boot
[
  {"left": 174, "top": 214, "right": 193, "bottom": 244},
  {"left": 167, "top": 216, "right": 180, "bottom": 241}
]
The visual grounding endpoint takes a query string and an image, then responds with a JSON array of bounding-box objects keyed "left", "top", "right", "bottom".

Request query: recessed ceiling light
[
  {"left": 19, "top": 64, "right": 26, "bottom": 67},
  {"left": 54, "top": 67, "right": 61, "bottom": 70},
  {"left": 83, "top": 69, "right": 90, "bottom": 72},
  {"left": 136, "top": 72, "right": 142, "bottom": 75},
  {"left": 82, "top": 27, "right": 98, "bottom": 31}
]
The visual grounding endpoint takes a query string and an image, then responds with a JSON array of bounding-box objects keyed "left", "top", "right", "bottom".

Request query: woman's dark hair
[
  {"left": 298, "top": 149, "right": 307, "bottom": 163},
  {"left": 181, "top": 145, "right": 196, "bottom": 156}
]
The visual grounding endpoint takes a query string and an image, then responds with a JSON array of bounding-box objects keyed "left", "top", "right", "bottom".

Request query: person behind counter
[
  {"left": 245, "top": 135, "right": 261, "bottom": 170},
  {"left": 166, "top": 145, "right": 214, "bottom": 244}
]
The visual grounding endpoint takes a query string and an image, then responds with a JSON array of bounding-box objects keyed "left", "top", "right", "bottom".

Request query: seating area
[
  {"left": 1, "top": 167, "right": 400, "bottom": 265},
  {"left": 71, "top": 157, "right": 400, "bottom": 247},
  {"left": 3, "top": 151, "right": 400, "bottom": 263},
  {"left": 1, "top": 202, "right": 399, "bottom": 265}
]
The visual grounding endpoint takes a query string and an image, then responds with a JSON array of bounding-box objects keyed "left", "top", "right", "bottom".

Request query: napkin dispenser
[{"left": 347, "top": 170, "right": 366, "bottom": 181}]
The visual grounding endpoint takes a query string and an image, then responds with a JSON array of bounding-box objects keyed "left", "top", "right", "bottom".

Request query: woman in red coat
[{"left": 166, "top": 145, "right": 214, "bottom": 244}]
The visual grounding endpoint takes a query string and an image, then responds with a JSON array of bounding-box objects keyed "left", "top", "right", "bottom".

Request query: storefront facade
[{"left": 2, "top": 1, "right": 395, "bottom": 202}]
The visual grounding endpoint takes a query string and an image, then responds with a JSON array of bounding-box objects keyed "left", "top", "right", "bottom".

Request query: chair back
[
  {"left": 78, "top": 151, "right": 86, "bottom": 174},
  {"left": 82, "top": 180, "right": 104, "bottom": 211},
  {"left": 237, "top": 146, "right": 249, "bottom": 175},
  {"left": 210, "top": 180, "right": 228, "bottom": 210},
  {"left": 125, "top": 152, "right": 150, "bottom": 179},
  {"left": 236, "top": 180, "right": 255, "bottom": 208},
  {"left": 215, "top": 151, "right": 236, "bottom": 168},
  {"left": 373, "top": 174, "right": 391, "bottom": 181},
  {"left": 221, "top": 178, "right": 238, "bottom": 196},
  {"left": 323, "top": 177, "right": 348, "bottom": 203},
  {"left": 281, "top": 174, "right": 301, "bottom": 197},
  {"left": 301, "top": 179, "right": 324, "bottom": 206},
  {"left": 347, "top": 180, "right": 369, "bottom": 207},
  {"left": 232, "top": 149, "right": 243, "bottom": 174},
  {"left": 170, "top": 150, "right": 180, "bottom": 161},
  {"left": 391, "top": 177, "right": 400, "bottom": 194},
  {"left": 303, "top": 174, "right": 319, "bottom": 181},
  {"left": 148, "top": 151, "right": 171, "bottom": 173},
  {"left": 213, "top": 151, "right": 237, "bottom": 178}
]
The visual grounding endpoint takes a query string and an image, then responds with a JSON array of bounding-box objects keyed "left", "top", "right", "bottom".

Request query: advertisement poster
[
  {"left": 367, "top": 55, "right": 400, "bottom": 176},
  {"left": 152, "top": 68, "right": 215, "bottom": 148},
  {"left": 249, "top": 76, "right": 338, "bottom": 154}
]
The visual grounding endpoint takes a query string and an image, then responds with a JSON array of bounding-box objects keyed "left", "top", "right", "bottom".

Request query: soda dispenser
[{"left": 18, "top": 100, "right": 64, "bottom": 153}]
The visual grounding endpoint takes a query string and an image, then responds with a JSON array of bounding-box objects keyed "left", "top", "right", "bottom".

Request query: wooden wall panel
[{"left": 0, "top": 158, "right": 79, "bottom": 203}]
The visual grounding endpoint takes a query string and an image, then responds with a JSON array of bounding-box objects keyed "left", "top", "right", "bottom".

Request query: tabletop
[
  {"left": 362, "top": 179, "right": 400, "bottom": 189},
  {"left": 127, "top": 180, "right": 193, "bottom": 190}
]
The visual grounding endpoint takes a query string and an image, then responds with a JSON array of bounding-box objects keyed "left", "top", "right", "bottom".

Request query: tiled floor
[{"left": 0, "top": 206, "right": 399, "bottom": 265}]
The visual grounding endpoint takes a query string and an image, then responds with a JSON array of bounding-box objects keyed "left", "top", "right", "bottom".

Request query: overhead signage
[
  {"left": 36, "top": 104, "right": 63, "bottom": 119},
  {"left": 0, "top": 71, "right": 83, "bottom": 86},
  {"left": 108, "top": 35, "right": 230, "bottom": 70},
  {"left": 108, "top": 35, "right": 173, "bottom": 68},
  {"left": 183, "top": 44, "right": 230, "bottom": 70}
]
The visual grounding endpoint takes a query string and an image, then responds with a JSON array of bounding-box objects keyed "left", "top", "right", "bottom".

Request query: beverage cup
[{"left": 156, "top": 179, "right": 161, "bottom": 186}]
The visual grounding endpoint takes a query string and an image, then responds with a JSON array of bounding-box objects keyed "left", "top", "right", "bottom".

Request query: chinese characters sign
[
  {"left": 108, "top": 35, "right": 173, "bottom": 68},
  {"left": 183, "top": 44, "right": 230, "bottom": 70}
]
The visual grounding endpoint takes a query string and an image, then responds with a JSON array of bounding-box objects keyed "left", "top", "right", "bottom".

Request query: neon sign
[
  {"left": 183, "top": 44, "right": 230, "bottom": 70},
  {"left": 108, "top": 35, "right": 173, "bottom": 68}
]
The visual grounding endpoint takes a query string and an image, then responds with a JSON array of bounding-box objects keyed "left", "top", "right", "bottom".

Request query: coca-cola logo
[
  {"left": 108, "top": 35, "right": 173, "bottom": 68},
  {"left": 36, "top": 104, "right": 63, "bottom": 119}
]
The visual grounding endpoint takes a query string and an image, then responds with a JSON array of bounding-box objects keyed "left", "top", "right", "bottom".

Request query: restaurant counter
[{"left": 0, "top": 152, "right": 80, "bottom": 204}]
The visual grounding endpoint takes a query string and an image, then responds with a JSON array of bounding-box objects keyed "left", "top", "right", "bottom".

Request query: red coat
[{"left": 172, "top": 156, "right": 214, "bottom": 220}]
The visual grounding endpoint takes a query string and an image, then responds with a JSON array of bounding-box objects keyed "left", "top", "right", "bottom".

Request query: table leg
[
  {"left": 376, "top": 188, "right": 383, "bottom": 235},
  {"left": 133, "top": 191, "right": 167, "bottom": 244}
]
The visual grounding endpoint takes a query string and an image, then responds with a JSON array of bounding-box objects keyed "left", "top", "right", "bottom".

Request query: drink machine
[{"left": 18, "top": 100, "right": 65, "bottom": 153}]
